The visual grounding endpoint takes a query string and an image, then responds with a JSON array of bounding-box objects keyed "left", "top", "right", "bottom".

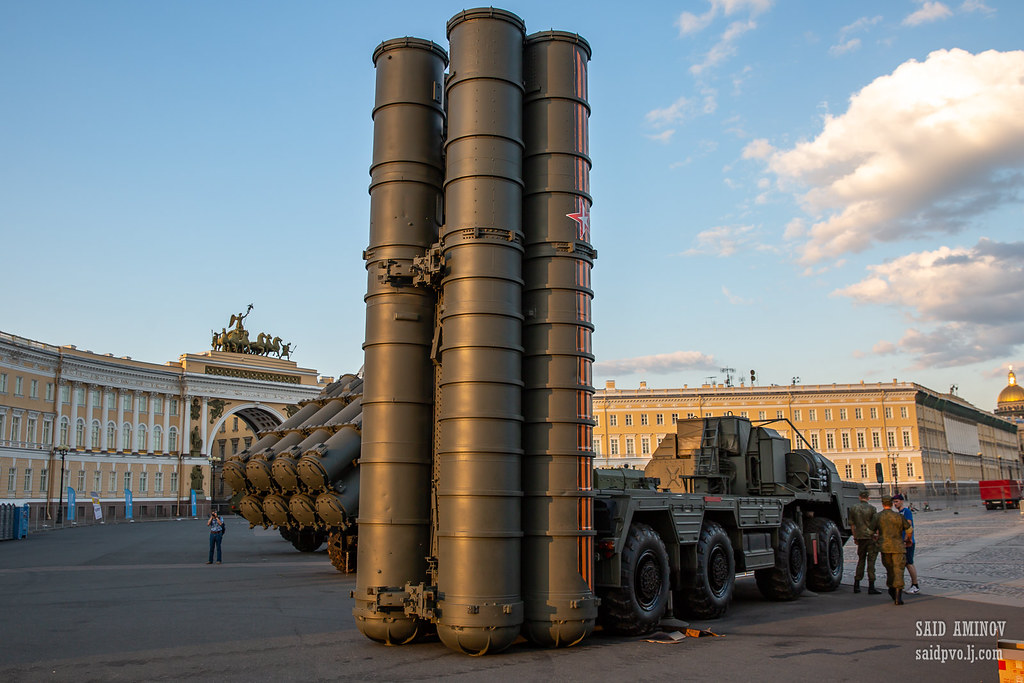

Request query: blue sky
[{"left": 2, "top": 1, "right": 1022, "bottom": 411}]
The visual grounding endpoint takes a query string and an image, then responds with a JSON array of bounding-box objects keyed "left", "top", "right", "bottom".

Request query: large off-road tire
[
  {"left": 677, "top": 520, "right": 735, "bottom": 619},
  {"left": 805, "top": 517, "right": 843, "bottom": 592},
  {"left": 755, "top": 518, "right": 806, "bottom": 601},
  {"left": 598, "top": 523, "right": 670, "bottom": 636},
  {"left": 290, "top": 528, "right": 326, "bottom": 553}
]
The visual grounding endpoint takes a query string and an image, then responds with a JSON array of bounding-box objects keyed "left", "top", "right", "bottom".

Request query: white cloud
[
  {"left": 595, "top": 350, "right": 717, "bottom": 376},
  {"left": 646, "top": 96, "right": 691, "bottom": 128},
  {"left": 749, "top": 48, "right": 1024, "bottom": 264},
  {"left": 830, "top": 14, "right": 881, "bottom": 55},
  {"left": 692, "top": 20, "right": 757, "bottom": 76},
  {"left": 835, "top": 238, "right": 1024, "bottom": 366},
  {"left": 647, "top": 129, "right": 676, "bottom": 144},
  {"left": 960, "top": 0, "right": 995, "bottom": 14},
  {"left": 829, "top": 38, "right": 861, "bottom": 56},
  {"left": 677, "top": 0, "right": 774, "bottom": 35},
  {"left": 903, "top": 1, "right": 953, "bottom": 26},
  {"left": 722, "top": 286, "right": 753, "bottom": 305},
  {"left": 685, "top": 224, "right": 759, "bottom": 256}
]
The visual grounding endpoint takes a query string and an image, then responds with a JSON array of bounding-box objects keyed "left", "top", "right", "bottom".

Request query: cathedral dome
[{"left": 997, "top": 368, "right": 1024, "bottom": 405}]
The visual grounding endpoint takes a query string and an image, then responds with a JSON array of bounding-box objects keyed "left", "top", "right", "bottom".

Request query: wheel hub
[{"left": 635, "top": 549, "right": 662, "bottom": 610}]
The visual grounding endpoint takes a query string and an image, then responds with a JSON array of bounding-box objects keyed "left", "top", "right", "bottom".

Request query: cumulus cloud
[
  {"left": 595, "top": 350, "right": 717, "bottom": 376},
  {"left": 685, "top": 224, "right": 760, "bottom": 256},
  {"left": 647, "top": 129, "right": 676, "bottom": 144},
  {"left": 836, "top": 238, "right": 1024, "bottom": 366},
  {"left": 646, "top": 97, "right": 692, "bottom": 128},
  {"left": 903, "top": 1, "right": 953, "bottom": 25},
  {"left": 749, "top": 48, "right": 1024, "bottom": 263},
  {"left": 829, "top": 15, "right": 881, "bottom": 56},
  {"left": 960, "top": 0, "right": 995, "bottom": 14}
]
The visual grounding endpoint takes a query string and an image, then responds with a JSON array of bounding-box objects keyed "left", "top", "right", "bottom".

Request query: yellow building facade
[
  {"left": 593, "top": 378, "right": 1022, "bottom": 499},
  {"left": 0, "top": 330, "right": 328, "bottom": 525}
]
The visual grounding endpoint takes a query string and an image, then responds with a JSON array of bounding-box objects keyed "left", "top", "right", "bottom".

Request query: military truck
[{"left": 592, "top": 415, "right": 863, "bottom": 633}]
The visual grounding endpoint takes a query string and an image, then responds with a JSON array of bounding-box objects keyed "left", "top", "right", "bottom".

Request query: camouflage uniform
[
  {"left": 848, "top": 500, "right": 879, "bottom": 582},
  {"left": 876, "top": 508, "right": 912, "bottom": 591}
]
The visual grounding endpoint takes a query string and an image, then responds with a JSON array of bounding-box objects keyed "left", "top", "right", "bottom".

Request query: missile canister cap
[
  {"left": 447, "top": 7, "right": 526, "bottom": 37},
  {"left": 372, "top": 37, "right": 449, "bottom": 66},
  {"left": 525, "top": 30, "right": 591, "bottom": 59}
]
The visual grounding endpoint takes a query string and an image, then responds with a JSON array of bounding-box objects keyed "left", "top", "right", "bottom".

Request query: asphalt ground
[{"left": 1, "top": 506, "right": 1022, "bottom": 682}]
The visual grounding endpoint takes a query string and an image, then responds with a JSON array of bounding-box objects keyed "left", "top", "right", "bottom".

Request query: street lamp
[
  {"left": 887, "top": 452, "right": 900, "bottom": 496},
  {"left": 55, "top": 447, "right": 69, "bottom": 524}
]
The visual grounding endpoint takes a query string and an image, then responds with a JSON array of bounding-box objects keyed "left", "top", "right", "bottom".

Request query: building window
[
  {"left": 808, "top": 409, "right": 817, "bottom": 421},
  {"left": 24, "top": 468, "right": 32, "bottom": 492},
  {"left": 123, "top": 394, "right": 132, "bottom": 411},
  {"left": 592, "top": 439, "right": 601, "bottom": 455},
  {"left": 906, "top": 462, "right": 914, "bottom": 477},
  {"left": 900, "top": 406, "right": 908, "bottom": 419},
  {"left": 841, "top": 432, "right": 850, "bottom": 449},
  {"left": 855, "top": 408, "right": 863, "bottom": 420},
  {"left": 640, "top": 414, "right": 648, "bottom": 426},
  {"left": 793, "top": 409, "right": 802, "bottom": 421},
  {"left": 106, "top": 392, "right": 115, "bottom": 410},
  {"left": 231, "top": 439, "right": 239, "bottom": 455},
  {"left": 153, "top": 426, "right": 163, "bottom": 451},
  {"left": 75, "top": 418, "right": 84, "bottom": 447},
  {"left": 124, "top": 472, "right": 132, "bottom": 492},
  {"left": 890, "top": 462, "right": 898, "bottom": 479},
  {"left": 243, "top": 437, "right": 252, "bottom": 449},
  {"left": 887, "top": 431, "right": 896, "bottom": 448},
  {"left": 672, "top": 413, "right": 679, "bottom": 424},
  {"left": 8, "top": 467, "right": 15, "bottom": 491},
  {"left": 89, "top": 389, "right": 99, "bottom": 405},
  {"left": 154, "top": 397, "right": 163, "bottom": 414},
  {"left": 810, "top": 433, "right": 819, "bottom": 449},
  {"left": 656, "top": 414, "right": 664, "bottom": 425},
  {"left": 872, "top": 432, "right": 881, "bottom": 448},
  {"left": 902, "top": 431, "right": 912, "bottom": 448},
  {"left": 219, "top": 422, "right": 226, "bottom": 434},
  {"left": 11, "top": 415, "right": 21, "bottom": 443},
  {"left": 170, "top": 472, "right": 178, "bottom": 493},
  {"left": 138, "top": 425, "right": 148, "bottom": 451},
  {"left": 625, "top": 438, "right": 635, "bottom": 455},
  {"left": 46, "top": 383, "right": 54, "bottom": 402},
  {"left": 824, "top": 408, "right": 832, "bottom": 421},
  {"left": 758, "top": 410, "right": 766, "bottom": 420},
  {"left": 27, "top": 417, "right": 37, "bottom": 444},
  {"left": 610, "top": 438, "right": 619, "bottom": 456},
  {"left": 0, "top": 373, "right": 6, "bottom": 393},
  {"left": 609, "top": 414, "right": 617, "bottom": 427},
  {"left": 857, "top": 432, "right": 866, "bottom": 449},
  {"left": 73, "top": 387, "right": 84, "bottom": 404},
  {"left": 155, "top": 472, "right": 164, "bottom": 492},
  {"left": 109, "top": 471, "right": 117, "bottom": 492},
  {"left": 218, "top": 441, "right": 226, "bottom": 458},
  {"left": 844, "top": 464, "right": 852, "bottom": 479},
  {"left": 233, "top": 417, "right": 239, "bottom": 431},
  {"left": 860, "top": 464, "right": 868, "bottom": 478},
  {"left": 139, "top": 473, "right": 148, "bottom": 493},
  {"left": 77, "top": 470, "right": 86, "bottom": 492},
  {"left": 170, "top": 399, "right": 178, "bottom": 416},
  {"left": 123, "top": 424, "right": 132, "bottom": 450},
  {"left": 884, "top": 406, "right": 893, "bottom": 419},
  {"left": 42, "top": 418, "right": 52, "bottom": 445},
  {"left": 14, "top": 376, "right": 23, "bottom": 397},
  {"left": 61, "top": 417, "right": 73, "bottom": 446},
  {"left": 776, "top": 410, "right": 784, "bottom": 419},
  {"left": 94, "top": 469, "right": 101, "bottom": 492},
  {"left": 40, "top": 468, "right": 48, "bottom": 491},
  {"left": 60, "top": 385, "right": 70, "bottom": 404},
  {"left": 687, "top": 412, "right": 697, "bottom": 419},
  {"left": 625, "top": 414, "right": 633, "bottom": 426},
  {"left": 139, "top": 395, "right": 148, "bottom": 413},
  {"left": 30, "top": 379, "right": 38, "bottom": 399},
  {"left": 641, "top": 437, "right": 651, "bottom": 455},
  {"left": 839, "top": 408, "right": 847, "bottom": 420},
  {"left": 870, "top": 407, "right": 878, "bottom": 419},
  {"left": 826, "top": 433, "right": 835, "bottom": 450},
  {"left": 168, "top": 427, "right": 178, "bottom": 452},
  {"left": 90, "top": 421, "right": 100, "bottom": 449},
  {"left": 107, "top": 422, "right": 116, "bottom": 448},
  {"left": 740, "top": 411, "right": 748, "bottom": 418}
]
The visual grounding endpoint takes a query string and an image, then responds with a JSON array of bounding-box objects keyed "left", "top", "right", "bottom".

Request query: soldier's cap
[
  {"left": 881, "top": 495, "right": 893, "bottom": 505},
  {"left": 891, "top": 493, "right": 905, "bottom": 501}
]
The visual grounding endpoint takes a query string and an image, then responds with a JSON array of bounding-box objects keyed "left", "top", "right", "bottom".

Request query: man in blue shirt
[
  {"left": 892, "top": 494, "right": 919, "bottom": 594},
  {"left": 207, "top": 510, "right": 225, "bottom": 564}
]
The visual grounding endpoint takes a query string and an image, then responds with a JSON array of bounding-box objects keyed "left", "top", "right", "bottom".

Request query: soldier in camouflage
[
  {"left": 876, "top": 495, "right": 913, "bottom": 606},
  {"left": 847, "top": 490, "right": 881, "bottom": 594}
]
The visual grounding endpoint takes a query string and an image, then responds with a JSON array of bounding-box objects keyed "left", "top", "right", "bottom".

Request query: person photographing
[{"left": 207, "top": 510, "right": 225, "bottom": 564}]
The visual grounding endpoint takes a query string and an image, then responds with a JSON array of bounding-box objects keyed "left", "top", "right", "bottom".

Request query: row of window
[
  {"left": 216, "top": 437, "right": 252, "bottom": 457},
  {"left": 6, "top": 466, "right": 179, "bottom": 495},
  {"left": 55, "top": 418, "right": 180, "bottom": 452},
  {"left": 596, "top": 429, "right": 914, "bottom": 455},
  {"left": 0, "top": 413, "right": 52, "bottom": 446},
  {"left": 598, "top": 405, "right": 911, "bottom": 427},
  {"left": 0, "top": 374, "right": 181, "bottom": 417},
  {"left": 843, "top": 462, "right": 915, "bottom": 480}
]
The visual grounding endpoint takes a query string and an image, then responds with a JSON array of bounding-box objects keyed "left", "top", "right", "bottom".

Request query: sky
[{"left": 2, "top": 0, "right": 1022, "bottom": 412}]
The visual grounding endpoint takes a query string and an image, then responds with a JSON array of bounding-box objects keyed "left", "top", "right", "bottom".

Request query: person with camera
[{"left": 207, "top": 509, "right": 226, "bottom": 564}]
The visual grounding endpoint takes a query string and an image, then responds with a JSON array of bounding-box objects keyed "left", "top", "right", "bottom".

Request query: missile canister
[
  {"left": 222, "top": 401, "right": 321, "bottom": 492},
  {"left": 435, "top": 7, "right": 526, "bottom": 656},
  {"left": 353, "top": 37, "right": 448, "bottom": 645},
  {"left": 297, "top": 413, "right": 363, "bottom": 492},
  {"left": 520, "top": 31, "right": 598, "bottom": 647}
]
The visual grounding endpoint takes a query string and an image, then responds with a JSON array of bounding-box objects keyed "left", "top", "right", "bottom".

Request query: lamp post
[
  {"left": 888, "top": 452, "right": 899, "bottom": 496},
  {"left": 55, "top": 447, "right": 69, "bottom": 524}
]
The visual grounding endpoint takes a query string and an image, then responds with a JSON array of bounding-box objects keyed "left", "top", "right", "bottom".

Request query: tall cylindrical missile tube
[
  {"left": 435, "top": 8, "right": 526, "bottom": 656},
  {"left": 353, "top": 37, "right": 448, "bottom": 645},
  {"left": 520, "top": 31, "right": 597, "bottom": 647}
]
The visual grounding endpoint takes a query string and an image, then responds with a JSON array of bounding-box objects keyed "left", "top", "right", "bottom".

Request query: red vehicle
[{"left": 979, "top": 479, "right": 1023, "bottom": 510}]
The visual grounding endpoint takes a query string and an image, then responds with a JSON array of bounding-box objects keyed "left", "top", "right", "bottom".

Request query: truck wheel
[
  {"left": 598, "top": 523, "right": 670, "bottom": 636},
  {"left": 805, "top": 518, "right": 843, "bottom": 592},
  {"left": 290, "top": 528, "right": 326, "bottom": 553},
  {"left": 678, "top": 520, "right": 735, "bottom": 619},
  {"left": 755, "top": 518, "right": 806, "bottom": 601}
]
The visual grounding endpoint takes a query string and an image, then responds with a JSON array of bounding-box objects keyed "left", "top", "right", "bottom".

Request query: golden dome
[{"left": 998, "top": 368, "right": 1024, "bottom": 405}]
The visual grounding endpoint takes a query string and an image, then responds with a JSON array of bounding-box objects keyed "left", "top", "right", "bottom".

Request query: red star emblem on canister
[{"left": 566, "top": 197, "right": 591, "bottom": 242}]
